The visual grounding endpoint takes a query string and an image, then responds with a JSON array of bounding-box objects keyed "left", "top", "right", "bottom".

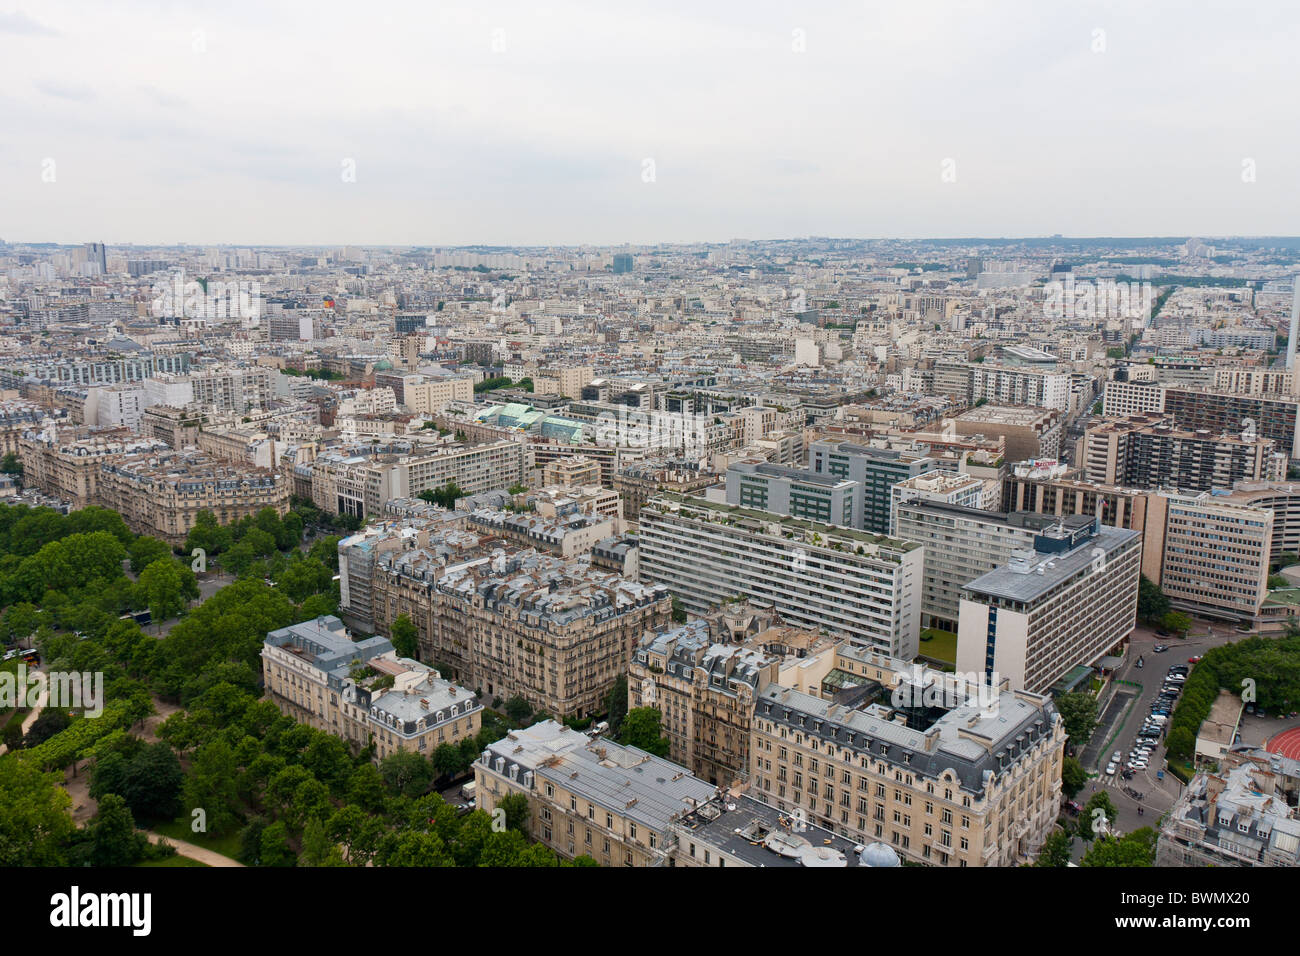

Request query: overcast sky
[{"left": 3, "top": 0, "right": 1298, "bottom": 246}]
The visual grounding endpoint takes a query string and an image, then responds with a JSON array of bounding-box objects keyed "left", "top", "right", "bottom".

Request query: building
[
  {"left": 888, "top": 470, "right": 984, "bottom": 536},
  {"left": 935, "top": 361, "right": 1070, "bottom": 411},
  {"left": 18, "top": 430, "right": 165, "bottom": 509},
  {"left": 541, "top": 455, "right": 602, "bottom": 488},
  {"left": 1080, "top": 415, "right": 1279, "bottom": 492},
  {"left": 262, "top": 614, "right": 481, "bottom": 761},
  {"left": 96, "top": 448, "right": 289, "bottom": 545},
  {"left": 1195, "top": 691, "right": 1245, "bottom": 767},
  {"left": 475, "top": 719, "right": 716, "bottom": 865},
  {"left": 953, "top": 404, "right": 1062, "bottom": 462},
  {"left": 669, "top": 792, "right": 876, "bottom": 867},
  {"left": 748, "top": 662, "right": 1065, "bottom": 865},
  {"left": 1157, "top": 748, "right": 1300, "bottom": 867},
  {"left": 807, "top": 438, "right": 934, "bottom": 534},
  {"left": 465, "top": 508, "right": 615, "bottom": 558},
  {"left": 1222, "top": 481, "right": 1300, "bottom": 565},
  {"left": 638, "top": 493, "right": 923, "bottom": 658},
  {"left": 956, "top": 521, "right": 1141, "bottom": 693},
  {"left": 1162, "top": 387, "right": 1300, "bottom": 461},
  {"left": 725, "top": 459, "right": 856, "bottom": 526}
]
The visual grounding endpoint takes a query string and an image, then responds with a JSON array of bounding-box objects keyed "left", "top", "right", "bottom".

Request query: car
[
  {"left": 1121, "top": 769, "right": 1134, "bottom": 780},
  {"left": 1188, "top": 656, "right": 1202, "bottom": 664},
  {"left": 1155, "top": 629, "right": 1170, "bottom": 638},
  {"left": 1153, "top": 644, "right": 1169, "bottom": 653},
  {"left": 1169, "top": 664, "right": 1189, "bottom": 674},
  {"left": 1258, "top": 710, "right": 1267, "bottom": 718},
  {"left": 1105, "top": 762, "right": 1118, "bottom": 775},
  {"left": 1246, "top": 704, "right": 1256, "bottom": 714},
  {"left": 1113, "top": 751, "right": 1123, "bottom": 764}
]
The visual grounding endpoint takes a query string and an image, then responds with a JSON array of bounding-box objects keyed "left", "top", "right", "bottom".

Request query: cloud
[
  {"left": 0, "top": 10, "right": 59, "bottom": 36},
  {"left": 33, "top": 78, "right": 93, "bottom": 101}
]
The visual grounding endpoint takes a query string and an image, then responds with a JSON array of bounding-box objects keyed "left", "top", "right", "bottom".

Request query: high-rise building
[
  {"left": 956, "top": 520, "right": 1141, "bottom": 693},
  {"left": 638, "top": 493, "right": 923, "bottom": 658},
  {"left": 725, "top": 459, "right": 856, "bottom": 526},
  {"left": 1080, "top": 415, "right": 1279, "bottom": 491},
  {"left": 807, "top": 438, "right": 934, "bottom": 533}
]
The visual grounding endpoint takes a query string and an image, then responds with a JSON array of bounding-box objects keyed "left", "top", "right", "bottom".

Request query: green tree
[
  {"left": 0, "top": 757, "right": 74, "bottom": 866},
  {"left": 619, "top": 707, "right": 670, "bottom": 757},
  {"left": 1166, "top": 726, "right": 1195, "bottom": 762},
  {"left": 1034, "top": 829, "right": 1073, "bottom": 867},
  {"left": 182, "top": 738, "right": 242, "bottom": 835},
  {"left": 498, "top": 792, "right": 532, "bottom": 835},
  {"left": 1162, "top": 611, "right": 1192, "bottom": 637},
  {"left": 137, "top": 558, "right": 187, "bottom": 623},
  {"left": 1137, "top": 574, "right": 1170, "bottom": 625},
  {"left": 380, "top": 750, "right": 434, "bottom": 797},
  {"left": 603, "top": 674, "right": 629, "bottom": 736},
  {"left": 1054, "top": 693, "right": 1098, "bottom": 749},
  {"left": 1079, "top": 791, "right": 1116, "bottom": 841},
  {"left": 1080, "top": 827, "right": 1157, "bottom": 867},
  {"left": 82, "top": 792, "right": 149, "bottom": 867},
  {"left": 1061, "top": 755, "right": 1086, "bottom": 799},
  {"left": 503, "top": 695, "right": 533, "bottom": 725},
  {"left": 259, "top": 820, "right": 297, "bottom": 867},
  {"left": 0, "top": 452, "right": 23, "bottom": 477},
  {"left": 129, "top": 536, "right": 173, "bottom": 574},
  {"left": 391, "top": 613, "right": 419, "bottom": 659},
  {"left": 300, "top": 817, "right": 346, "bottom": 866}
]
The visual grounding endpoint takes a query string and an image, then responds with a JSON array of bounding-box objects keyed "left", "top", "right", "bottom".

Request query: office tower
[
  {"left": 956, "top": 520, "right": 1141, "bottom": 693},
  {"left": 807, "top": 438, "right": 934, "bottom": 533}
]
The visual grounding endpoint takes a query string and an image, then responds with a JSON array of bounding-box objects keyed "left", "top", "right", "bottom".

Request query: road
[
  {"left": 144, "top": 831, "right": 243, "bottom": 868},
  {"left": 1071, "top": 619, "right": 1254, "bottom": 853}
]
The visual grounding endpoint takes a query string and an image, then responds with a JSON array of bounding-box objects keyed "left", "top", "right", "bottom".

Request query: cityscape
[{"left": 2, "top": 0, "right": 1296, "bottom": 937}]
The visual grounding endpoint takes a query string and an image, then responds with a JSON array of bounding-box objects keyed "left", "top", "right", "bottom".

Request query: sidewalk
[{"left": 145, "top": 831, "right": 243, "bottom": 868}]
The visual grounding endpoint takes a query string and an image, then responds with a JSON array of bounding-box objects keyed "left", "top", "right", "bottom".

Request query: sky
[{"left": 2, "top": 0, "right": 1299, "bottom": 246}]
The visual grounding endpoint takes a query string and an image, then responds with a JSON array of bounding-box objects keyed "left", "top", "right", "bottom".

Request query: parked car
[
  {"left": 1188, "top": 656, "right": 1203, "bottom": 664},
  {"left": 1105, "top": 762, "right": 1117, "bottom": 775}
]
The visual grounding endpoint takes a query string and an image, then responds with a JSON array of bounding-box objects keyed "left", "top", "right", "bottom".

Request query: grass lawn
[
  {"left": 151, "top": 817, "right": 244, "bottom": 861},
  {"left": 138, "top": 854, "right": 209, "bottom": 868},
  {"left": 918, "top": 628, "right": 958, "bottom": 665}
]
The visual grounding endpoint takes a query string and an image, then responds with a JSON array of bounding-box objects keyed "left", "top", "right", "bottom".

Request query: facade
[
  {"left": 953, "top": 404, "right": 1062, "bottom": 463},
  {"left": 475, "top": 720, "right": 716, "bottom": 866},
  {"left": 638, "top": 493, "right": 923, "bottom": 658},
  {"left": 1162, "top": 387, "right": 1300, "bottom": 461},
  {"left": 956, "top": 521, "right": 1141, "bottom": 693},
  {"left": 725, "top": 459, "right": 856, "bottom": 526},
  {"left": 888, "top": 470, "right": 984, "bottom": 536},
  {"left": 262, "top": 614, "right": 482, "bottom": 760},
  {"left": 542, "top": 455, "right": 602, "bottom": 488},
  {"left": 748, "top": 664, "right": 1065, "bottom": 866},
  {"left": 807, "top": 437, "right": 934, "bottom": 534},
  {"left": 96, "top": 448, "right": 289, "bottom": 545},
  {"left": 935, "top": 361, "right": 1070, "bottom": 411},
  {"left": 1080, "top": 415, "right": 1278, "bottom": 491}
]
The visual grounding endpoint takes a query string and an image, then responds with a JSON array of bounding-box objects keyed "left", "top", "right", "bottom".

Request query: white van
[{"left": 460, "top": 781, "right": 477, "bottom": 803}]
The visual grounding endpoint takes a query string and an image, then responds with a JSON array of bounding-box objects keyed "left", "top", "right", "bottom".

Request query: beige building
[
  {"left": 954, "top": 404, "right": 1061, "bottom": 462},
  {"left": 542, "top": 455, "right": 602, "bottom": 488},
  {"left": 475, "top": 720, "right": 715, "bottom": 866},
  {"left": 263, "top": 615, "right": 481, "bottom": 761},
  {"left": 748, "top": 659, "right": 1065, "bottom": 866}
]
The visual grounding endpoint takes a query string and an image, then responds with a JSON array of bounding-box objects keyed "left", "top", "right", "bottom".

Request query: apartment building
[
  {"left": 1102, "top": 379, "right": 1166, "bottom": 418},
  {"left": 748, "top": 667, "right": 1065, "bottom": 866},
  {"left": 17, "top": 429, "right": 165, "bottom": 509},
  {"left": 670, "top": 792, "right": 877, "bottom": 867},
  {"left": 725, "top": 459, "right": 856, "bottom": 526},
  {"left": 888, "top": 470, "right": 984, "bottom": 537},
  {"left": 614, "top": 458, "right": 717, "bottom": 527},
  {"left": 96, "top": 448, "right": 289, "bottom": 545},
  {"left": 1157, "top": 749, "right": 1300, "bottom": 867},
  {"left": 465, "top": 508, "right": 615, "bottom": 558},
  {"left": 1224, "top": 481, "right": 1300, "bottom": 564},
  {"left": 956, "top": 521, "right": 1141, "bottom": 693},
  {"left": 1140, "top": 493, "right": 1272, "bottom": 624},
  {"left": 627, "top": 620, "right": 783, "bottom": 786},
  {"left": 953, "top": 404, "right": 1062, "bottom": 462},
  {"left": 807, "top": 438, "right": 934, "bottom": 534},
  {"left": 1162, "top": 387, "right": 1300, "bottom": 460},
  {"left": 934, "top": 361, "right": 1070, "bottom": 411},
  {"left": 476, "top": 721, "right": 716, "bottom": 865},
  {"left": 187, "top": 365, "right": 274, "bottom": 414},
  {"left": 305, "top": 439, "right": 525, "bottom": 517},
  {"left": 1080, "top": 415, "right": 1278, "bottom": 492},
  {"left": 541, "top": 455, "right": 602, "bottom": 487},
  {"left": 262, "top": 614, "right": 481, "bottom": 761},
  {"left": 398, "top": 373, "right": 475, "bottom": 416},
  {"left": 638, "top": 493, "right": 923, "bottom": 658}
]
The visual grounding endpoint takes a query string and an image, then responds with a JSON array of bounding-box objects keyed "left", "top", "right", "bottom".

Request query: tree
[
  {"left": 300, "top": 817, "right": 346, "bottom": 866},
  {"left": 259, "top": 820, "right": 297, "bottom": 867},
  {"left": 81, "top": 793, "right": 150, "bottom": 867},
  {"left": 432, "top": 742, "right": 468, "bottom": 781},
  {"left": 129, "top": 536, "right": 172, "bottom": 574},
  {"left": 603, "top": 674, "right": 629, "bottom": 736},
  {"left": 380, "top": 750, "right": 434, "bottom": 797},
  {"left": 670, "top": 596, "right": 687, "bottom": 623},
  {"left": 183, "top": 738, "right": 242, "bottom": 834},
  {"left": 185, "top": 510, "right": 232, "bottom": 557},
  {"left": 0, "top": 452, "right": 23, "bottom": 477},
  {"left": 503, "top": 695, "right": 533, "bottom": 725},
  {"left": 24, "top": 708, "right": 71, "bottom": 748},
  {"left": 1079, "top": 791, "right": 1116, "bottom": 841},
  {"left": 498, "top": 792, "right": 531, "bottom": 835},
  {"left": 1054, "top": 693, "right": 1098, "bottom": 749},
  {"left": 1162, "top": 611, "right": 1192, "bottom": 637},
  {"left": 391, "top": 613, "right": 419, "bottom": 660},
  {"left": 90, "top": 741, "right": 183, "bottom": 825},
  {"left": 0, "top": 757, "right": 74, "bottom": 866},
  {"left": 137, "top": 558, "right": 186, "bottom": 623},
  {"left": 619, "top": 707, "right": 670, "bottom": 757},
  {"left": 1061, "top": 755, "right": 1086, "bottom": 799},
  {"left": 1166, "top": 726, "right": 1195, "bottom": 762},
  {"left": 1034, "top": 829, "right": 1073, "bottom": 867},
  {"left": 1137, "top": 574, "right": 1170, "bottom": 625},
  {"left": 1080, "top": 827, "right": 1157, "bottom": 867}
]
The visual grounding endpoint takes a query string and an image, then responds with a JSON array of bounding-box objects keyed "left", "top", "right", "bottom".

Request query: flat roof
[{"left": 963, "top": 524, "right": 1140, "bottom": 603}]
